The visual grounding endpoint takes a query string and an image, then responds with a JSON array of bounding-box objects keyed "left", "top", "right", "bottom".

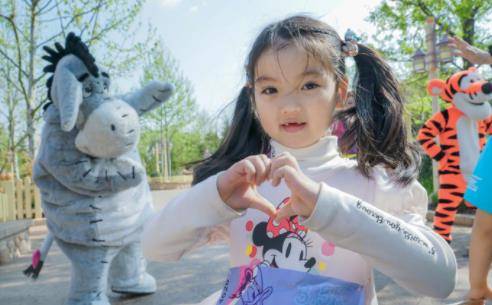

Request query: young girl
[{"left": 142, "top": 15, "right": 456, "bottom": 305}]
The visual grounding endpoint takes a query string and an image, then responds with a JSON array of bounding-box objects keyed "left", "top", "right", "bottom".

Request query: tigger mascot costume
[{"left": 417, "top": 67, "right": 492, "bottom": 243}]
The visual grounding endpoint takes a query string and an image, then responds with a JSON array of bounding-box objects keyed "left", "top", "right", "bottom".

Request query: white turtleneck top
[{"left": 142, "top": 136, "right": 456, "bottom": 305}]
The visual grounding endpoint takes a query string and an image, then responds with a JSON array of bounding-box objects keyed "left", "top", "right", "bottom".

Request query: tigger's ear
[
  {"left": 468, "top": 67, "right": 477, "bottom": 73},
  {"left": 427, "top": 79, "right": 447, "bottom": 97}
]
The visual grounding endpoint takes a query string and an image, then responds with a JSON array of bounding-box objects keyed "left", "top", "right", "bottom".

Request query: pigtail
[
  {"left": 338, "top": 44, "right": 421, "bottom": 185},
  {"left": 191, "top": 87, "right": 270, "bottom": 185}
]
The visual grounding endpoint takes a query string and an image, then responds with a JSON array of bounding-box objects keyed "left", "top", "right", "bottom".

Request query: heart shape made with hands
[{"left": 217, "top": 153, "right": 321, "bottom": 222}]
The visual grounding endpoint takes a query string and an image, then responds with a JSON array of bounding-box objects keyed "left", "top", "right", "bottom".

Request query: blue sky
[{"left": 135, "top": 0, "right": 382, "bottom": 116}]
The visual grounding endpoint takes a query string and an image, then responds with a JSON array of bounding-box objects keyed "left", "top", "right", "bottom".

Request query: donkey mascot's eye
[{"left": 83, "top": 85, "right": 93, "bottom": 97}]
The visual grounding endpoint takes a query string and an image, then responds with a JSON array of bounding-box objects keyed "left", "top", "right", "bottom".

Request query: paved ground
[{"left": 1, "top": 189, "right": 491, "bottom": 305}]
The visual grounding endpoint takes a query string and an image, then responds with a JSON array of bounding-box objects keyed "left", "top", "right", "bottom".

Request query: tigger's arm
[
  {"left": 417, "top": 111, "right": 447, "bottom": 161},
  {"left": 484, "top": 116, "right": 492, "bottom": 135}
]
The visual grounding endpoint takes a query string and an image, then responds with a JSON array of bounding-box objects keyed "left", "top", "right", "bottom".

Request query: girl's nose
[{"left": 280, "top": 97, "right": 301, "bottom": 115}]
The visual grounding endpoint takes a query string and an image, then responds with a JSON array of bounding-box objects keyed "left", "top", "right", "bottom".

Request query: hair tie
[{"left": 341, "top": 29, "right": 360, "bottom": 57}]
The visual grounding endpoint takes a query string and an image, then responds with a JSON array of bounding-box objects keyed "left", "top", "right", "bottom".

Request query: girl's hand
[
  {"left": 269, "top": 152, "right": 321, "bottom": 222},
  {"left": 450, "top": 36, "right": 492, "bottom": 65},
  {"left": 217, "top": 154, "right": 277, "bottom": 217}
]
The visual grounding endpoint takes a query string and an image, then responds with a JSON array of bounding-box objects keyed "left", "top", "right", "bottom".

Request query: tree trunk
[
  {"left": 462, "top": 15, "right": 476, "bottom": 69},
  {"left": 25, "top": 1, "right": 39, "bottom": 158}
]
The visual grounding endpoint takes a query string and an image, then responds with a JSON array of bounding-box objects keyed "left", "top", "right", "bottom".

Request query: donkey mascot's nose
[{"left": 75, "top": 99, "right": 141, "bottom": 158}]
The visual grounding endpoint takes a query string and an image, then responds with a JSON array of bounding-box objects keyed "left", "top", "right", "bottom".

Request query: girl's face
[{"left": 253, "top": 43, "right": 340, "bottom": 149}]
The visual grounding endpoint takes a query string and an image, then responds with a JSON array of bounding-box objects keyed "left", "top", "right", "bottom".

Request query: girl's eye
[
  {"left": 261, "top": 87, "right": 277, "bottom": 95},
  {"left": 300, "top": 250, "right": 304, "bottom": 260},
  {"left": 286, "top": 242, "right": 291, "bottom": 258},
  {"left": 302, "top": 82, "right": 320, "bottom": 90}
]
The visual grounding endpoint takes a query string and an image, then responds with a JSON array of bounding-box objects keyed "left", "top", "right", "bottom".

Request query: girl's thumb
[{"left": 274, "top": 199, "right": 296, "bottom": 222}]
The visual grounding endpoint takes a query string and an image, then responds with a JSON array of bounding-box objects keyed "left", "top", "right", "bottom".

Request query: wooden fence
[
  {"left": 0, "top": 175, "right": 193, "bottom": 222},
  {"left": 0, "top": 178, "right": 42, "bottom": 222}
]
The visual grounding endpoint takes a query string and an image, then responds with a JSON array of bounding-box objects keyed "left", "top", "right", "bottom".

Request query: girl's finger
[
  {"left": 274, "top": 199, "right": 297, "bottom": 222},
  {"left": 259, "top": 154, "right": 272, "bottom": 180},
  {"left": 247, "top": 155, "right": 268, "bottom": 185},
  {"left": 239, "top": 159, "right": 256, "bottom": 184},
  {"left": 271, "top": 165, "right": 298, "bottom": 188},
  {"left": 248, "top": 192, "right": 277, "bottom": 217},
  {"left": 270, "top": 153, "right": 298, "bottom": 183},
  {"left": 274, "top": 152, "right": 299, "bottom": 168}
]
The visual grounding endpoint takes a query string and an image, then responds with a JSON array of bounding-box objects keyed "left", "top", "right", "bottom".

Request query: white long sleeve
[
  {"left": 300, "top": 180, "right": 456, "bottom": 299},
  {"left": 142, "top": 136, "right": 458, "bottom": 305},
  {"left": 142, "top": 173, "right": 245, "bottom": 261}
]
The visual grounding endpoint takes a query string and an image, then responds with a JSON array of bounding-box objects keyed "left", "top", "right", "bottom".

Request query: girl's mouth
[{"left": 281, "top": 122, "right": 306, "bottom": 133}]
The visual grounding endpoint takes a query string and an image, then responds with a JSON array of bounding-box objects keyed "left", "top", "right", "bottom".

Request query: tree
[
  {"left": 368, "top": 0, "right": 492, "bottom": 69},
  {"left": 0, "top": 0, "right": 147, "bottom": 165},
  {"left": 0, "top": 55, "right": 23, "bottom": 177},
  {"left": 368, "top": 1, "right": 492, "bottom": 195},
  {"left": 138, "top": 39, "right": 198, "bottom": 177}
]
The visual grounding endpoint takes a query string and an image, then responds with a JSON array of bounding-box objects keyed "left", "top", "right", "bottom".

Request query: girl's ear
[{"left": 336, "top": 78, "right": 349, "bottom": 108}]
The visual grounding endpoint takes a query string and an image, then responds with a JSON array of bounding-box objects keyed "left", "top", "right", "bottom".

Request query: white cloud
[
  {"left": 189, "top": 5, "right": 199, "bottom": 12},
  {"left": 159, "top": 0, "right": 182, "bottom": 8},
  {"left": 320, "top": 0, "right": 381, "bottom": 39}
]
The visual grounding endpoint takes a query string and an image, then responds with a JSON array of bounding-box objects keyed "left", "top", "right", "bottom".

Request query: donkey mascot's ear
[{"left": 43, "top": 33, "right": 99, "bottom": 132}]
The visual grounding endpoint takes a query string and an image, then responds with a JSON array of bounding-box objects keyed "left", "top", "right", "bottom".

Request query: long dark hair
[{"left": 192, "top": 15, "right": 420, "bottom": 186}]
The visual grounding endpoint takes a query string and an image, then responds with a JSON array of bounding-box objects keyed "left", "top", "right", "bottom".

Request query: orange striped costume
[{"left": 417, "top": 67, "right": 492, "bottom": 242}]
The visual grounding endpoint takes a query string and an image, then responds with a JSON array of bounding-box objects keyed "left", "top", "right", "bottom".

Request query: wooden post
[
  {"left": 24, "top": 177, "right": 33, "bottom": 219},
  {"left": 425, "top": 16, "right": 440, "bottom": 195},
  {"left": 0, "top": 193, "right": 6, "bottom": 222},
  {"left": 1, "top": 180, "right": 16, "bottom": 221},
  {"left": 15, "top": 179, "right": 24, "bottom": 219},
  {"left": 33, "top": 185, "right": 42, "bottom": 219}
]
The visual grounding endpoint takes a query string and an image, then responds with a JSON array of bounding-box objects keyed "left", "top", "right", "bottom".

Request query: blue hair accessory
[{"left": 342, "top": 29, "right": 360, "bottom": 57}]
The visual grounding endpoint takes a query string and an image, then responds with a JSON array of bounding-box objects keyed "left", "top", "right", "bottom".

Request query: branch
[
  {"left": 0, "top": 68, "right": 24, "bottom": 93},
  {"left": 59, "top": 2, "right": 105, "bottom": 37},
  {"left": 33, "top": 71, "right": 47, "bottom": 85},
  {"left": 54, "top": 0, "right": 66, "bottom": 38},
  {"left": 80, "top": 0, "right": 102, "bottom": 37},
  {"left": 86, "top": 18, "right": 127, "bottom": 47},
  {"left": 40, "top": 1, "right": 102, "bottom": 24},
  {"left": 0, "top": 107, "right": 7, "bottom": 118},
  {"left": 35, "top": 32, "right": 62, "bottom": 49},
  {"left": 0, "top": 14, "right": 29, "bottom": 100},
  {"left": 35, "top": 0, "right": 55, "bottom": 15},
  {"left": 32, "top": 96, "right": 49, "bottom": 115},
  {"left": 0, "top": 46, "right": 28, "bottom": 76}
]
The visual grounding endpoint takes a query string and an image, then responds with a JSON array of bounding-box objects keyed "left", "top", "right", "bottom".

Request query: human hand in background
[{"left": 450, "top": 36, "right": 492, "bottom": 65}]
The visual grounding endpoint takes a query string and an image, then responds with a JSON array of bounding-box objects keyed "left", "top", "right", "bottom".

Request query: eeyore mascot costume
[{"left": 32, "top": 33, "right": 174, "bottom": 305}]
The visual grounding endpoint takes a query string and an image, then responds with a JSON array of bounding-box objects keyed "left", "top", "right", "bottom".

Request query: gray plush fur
[{"left": 32, "top": 33, "right": 174, "bottom": 305}]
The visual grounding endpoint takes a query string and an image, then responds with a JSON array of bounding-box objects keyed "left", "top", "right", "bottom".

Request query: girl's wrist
[
  {"left": 217, "top": 172, "right": 232, "bottom": 203},
  {"left": 302, "top": 181, "right": 323, "bottom": 218}
]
